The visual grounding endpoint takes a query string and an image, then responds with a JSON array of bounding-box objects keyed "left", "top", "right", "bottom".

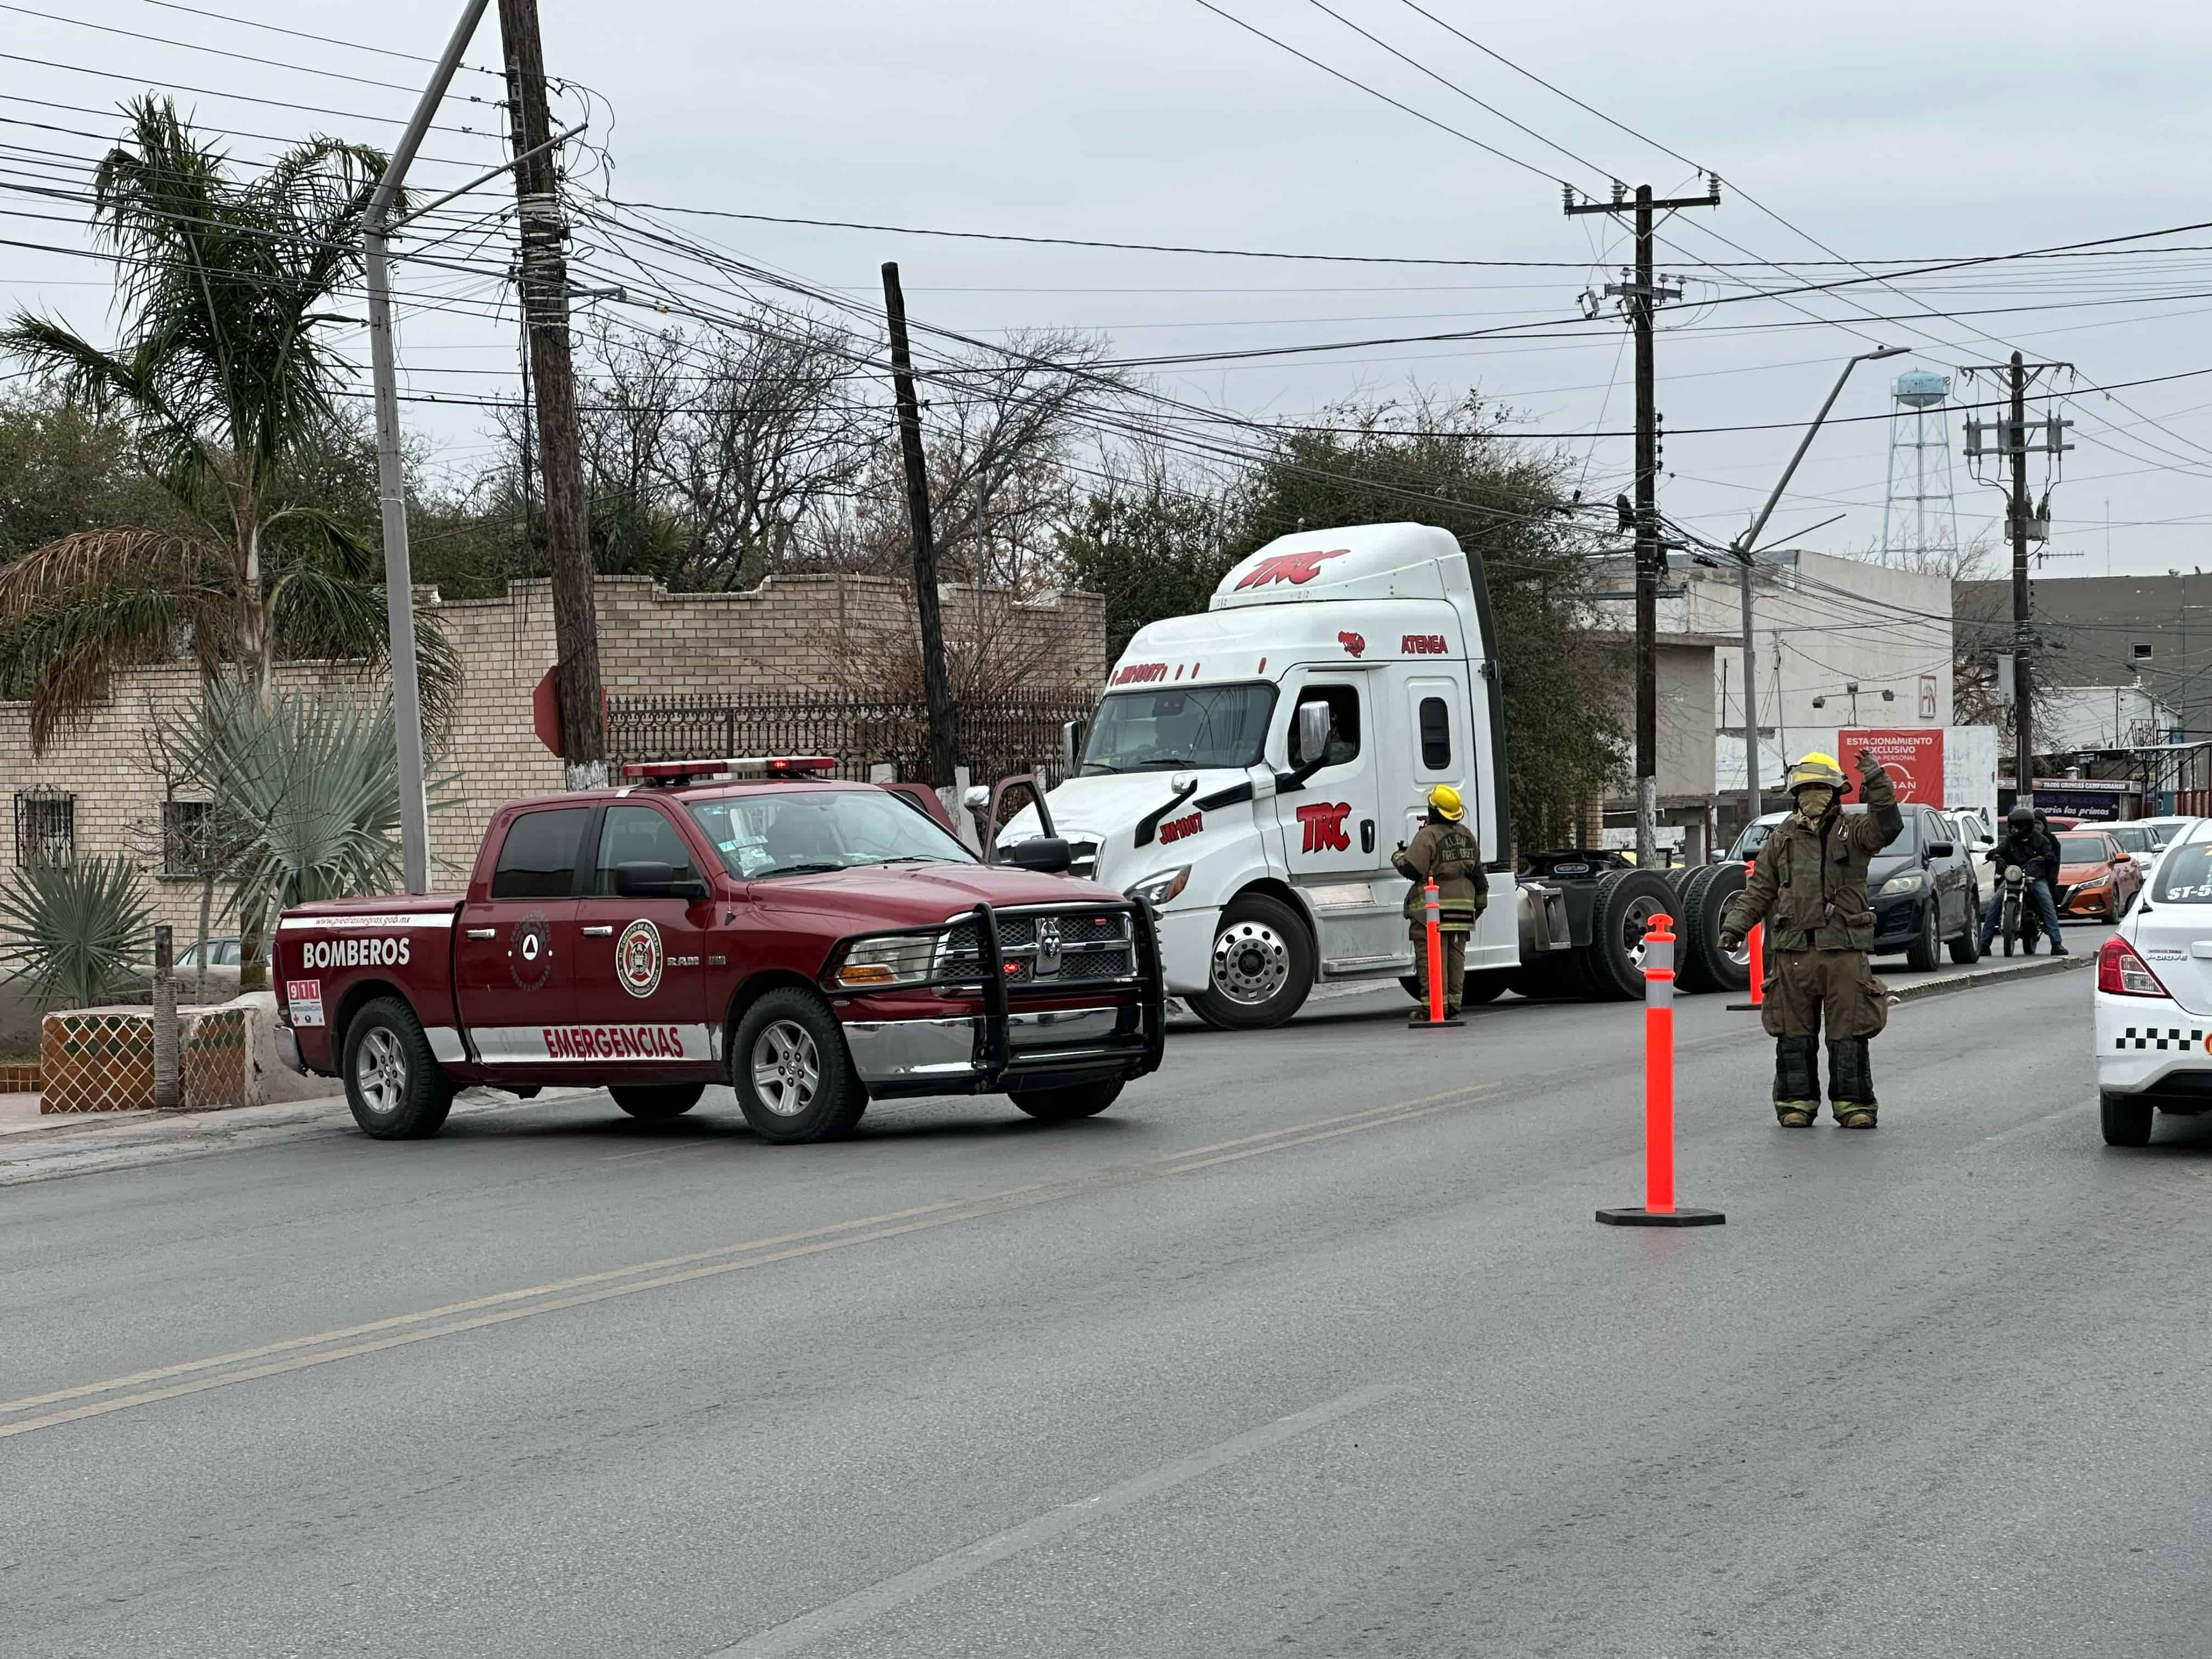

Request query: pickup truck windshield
[
  {"left": 1081, "top": 683, "right": 1275, "bottom": 775},
  {"left": 685, "top": 791, "right": 976, "bottom": 879}
]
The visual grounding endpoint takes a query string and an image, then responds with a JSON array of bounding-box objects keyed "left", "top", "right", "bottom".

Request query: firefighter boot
[
  {"left": 1828, "top": 1037, "right": 1877, "bottom": 1129},
  {"left": 1773, "top": 1035, "right": 1820, "bottom": 1127}
]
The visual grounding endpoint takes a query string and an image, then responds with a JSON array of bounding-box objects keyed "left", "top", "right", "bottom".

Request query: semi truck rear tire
[
  {"left": 1673, "top": 866, "right": 1722, "bottom": 992},
  {"left": 1582, "top": 870, "right": 1678, "bottom": 1000},
  {"left": 732, "top": 989, "right": 868, "bottom": 1144},
  {"left": 340, "top": 996, "right": 454, "bottom": 1141},
  {"left": 1009, "top": 1078, "right": 1124, "bottom": 1121},
  {"left": 1190, "top": 894, "right": 1314, "bottom": 1030},
  {"left": 611, "top": 1082, "right": 706, "bottom": 1120},
  {"left": 1681, "top": 863, "right": 1750, "bottom": 994}
]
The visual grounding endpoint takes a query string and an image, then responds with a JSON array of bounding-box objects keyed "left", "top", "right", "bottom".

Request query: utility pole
[
  {"left": 1963, "top": 353, "right": 2071, "bottom": 810},
  {"left": 498, "top": 0, "right": 605, "bottom": 788},
  {"left": 881, "top": 262, "right": 958, "bottom": 791},
  {"left": 363, "top": 0, "right": 492, "bottom": 891},
  {"left": 1567, "top": 178, "right": 1720, "bottom": 865}
]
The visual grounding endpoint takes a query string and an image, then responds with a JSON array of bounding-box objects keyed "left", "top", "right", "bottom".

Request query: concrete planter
[{"left": 38, "top": 1000, "right": 264, "bottom": 1114}]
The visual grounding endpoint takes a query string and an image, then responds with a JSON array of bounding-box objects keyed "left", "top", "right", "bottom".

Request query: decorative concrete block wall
[{"left": 38, "top": 1001, "right": 258, "bottom": 1114}]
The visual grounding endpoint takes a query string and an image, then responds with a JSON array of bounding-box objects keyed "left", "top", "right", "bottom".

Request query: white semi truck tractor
[{"left": 986, "top": 522, "right": 1750, "bottom": 1028}]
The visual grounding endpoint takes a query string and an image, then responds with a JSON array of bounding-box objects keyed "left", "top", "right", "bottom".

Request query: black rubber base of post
[
  {"left": 1595, "top": 1206, "right": 1726, "bottom": 1227},
  {"left": 1725, "top": 1002, "right": 1761, "bottom": 1012},
  {"left": 1409, "top": 1018, "right": 1465, "bottom": 1030}
]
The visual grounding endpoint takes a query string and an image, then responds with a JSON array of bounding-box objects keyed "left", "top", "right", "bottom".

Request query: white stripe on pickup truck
[{"left": 279, "top": 912, "right": 455, "bottom": 932}]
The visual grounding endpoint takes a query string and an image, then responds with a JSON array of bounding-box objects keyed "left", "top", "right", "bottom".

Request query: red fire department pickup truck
[{"left": 273, "top": 756, "right": 1165, "bottom": 1144}]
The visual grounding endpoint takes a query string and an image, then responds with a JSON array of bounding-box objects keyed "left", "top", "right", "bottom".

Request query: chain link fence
[{"left": 606, "top": 691, "right": 1095, "bottom": 788}]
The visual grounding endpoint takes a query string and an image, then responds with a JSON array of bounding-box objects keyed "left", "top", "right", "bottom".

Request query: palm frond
[
  {"left": 0, "top": 856, "right": 152, "bottom": 1009},
  {"left": 0, "top": 527, "right": 224, "bottom": 619}
]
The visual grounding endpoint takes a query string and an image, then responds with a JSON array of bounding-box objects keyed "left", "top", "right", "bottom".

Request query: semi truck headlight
[
  {"left": 1878, "top": 872, "right": 1925, "bottom": 896},
  {"left": 830, "top": 933, "right": 938, "bottom": 989},
  {"left": 1125, "top": 866, "right": 1190, "bottom": 907}
]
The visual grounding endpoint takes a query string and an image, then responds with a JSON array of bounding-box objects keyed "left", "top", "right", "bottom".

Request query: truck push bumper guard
[{"left": 827, "top": 901, "right": 1167, "bottom": 1099}]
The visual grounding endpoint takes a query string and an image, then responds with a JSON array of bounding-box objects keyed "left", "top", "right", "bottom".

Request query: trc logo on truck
[
  {"left": 617, "top": 919, "right": 664, "bottom": 998},
  {"left": 1234, "top": 548, "right": 1347, "bottom": 591},
  {"left": 1337, "top": 631, "right": 1366, "bottom": 658},
  {"left": 1296, "top": 802, "right": 1352, "bottom": 854}
]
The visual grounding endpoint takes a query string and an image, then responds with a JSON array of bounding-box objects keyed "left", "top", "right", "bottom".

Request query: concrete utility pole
[
  {"left": 881, "top": 262, "right": 958, "bottom": 791},
  {"left": 364, "top": 0, "right": 492, "bottom": 891},
  {"left": 498, "top": 0, "right": 605, "bottom": 789},
  {"left": 1726, "top": 345, "right": 1904, "bottom": 831},
  {"left": 1567, "top": 178, "right": 1720, "bottom": 865}
]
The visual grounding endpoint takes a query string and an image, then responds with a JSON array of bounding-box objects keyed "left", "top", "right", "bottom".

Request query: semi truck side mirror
[
  {"left": 1059, "top": 720, "right": 1086, "bottom": 777},
  {"left": 1295, "top": 701, "right": 1330, "bottom": 767},
  {"left": 613, "top": 860, "right": 709, "bottom": 901}
]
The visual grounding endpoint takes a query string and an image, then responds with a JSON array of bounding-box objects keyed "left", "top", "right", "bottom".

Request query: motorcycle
[{"left": 1998, "top": 864, "right": 2040, "bottom": 957}]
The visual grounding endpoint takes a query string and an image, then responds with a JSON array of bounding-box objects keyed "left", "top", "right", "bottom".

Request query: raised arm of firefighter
[
  {"left": 1845, "top": 747, "right": 1903, "bottom": 856},
  {"left": 1717, "top": 837, "right": 1782, "bottom": 952}
]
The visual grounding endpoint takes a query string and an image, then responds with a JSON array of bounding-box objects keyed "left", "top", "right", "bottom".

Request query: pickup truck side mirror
[
  {"left": 613, "top": 859, "right": 709, "bottom": 901},
  {"left": 1002, "top": 836, "right": 1073, "bottom": 875},
  {"left": 1926, "top": 840, "right": 1955, "bottom": 859}
]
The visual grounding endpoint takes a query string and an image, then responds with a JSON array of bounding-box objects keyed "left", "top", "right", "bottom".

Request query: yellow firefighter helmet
[
  {"left": 1427, "top": 783, "right": 1464, "bottom": 821},
  {"left": 1786, "top": 751, "right": 1849, "bottom": 794}
]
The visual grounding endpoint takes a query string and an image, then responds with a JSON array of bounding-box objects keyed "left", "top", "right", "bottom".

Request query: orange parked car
[{"left": 2054, "top": 828, "right": 2145, "bottom": 921}]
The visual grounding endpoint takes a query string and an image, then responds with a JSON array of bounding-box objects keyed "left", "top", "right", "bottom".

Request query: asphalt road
[{"left": 5, "top": 953, "right": 2208, "bottom": 1658}]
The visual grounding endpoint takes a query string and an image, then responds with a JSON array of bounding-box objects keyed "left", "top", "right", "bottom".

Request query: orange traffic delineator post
[
  {"left": 1598, "top": 912, "right": 1724, "bottom": 1228},
  {"left": 1412, "top": 878, "right": 1462, "bottom": 1030},
  {"left": 1726, "top": 857, "right": 1764, "bottom": 1012}
]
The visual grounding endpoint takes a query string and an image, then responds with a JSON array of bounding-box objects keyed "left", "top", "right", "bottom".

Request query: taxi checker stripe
[{"left": 2114, "top": 1026, "right": 2205, "bottom": 1050}]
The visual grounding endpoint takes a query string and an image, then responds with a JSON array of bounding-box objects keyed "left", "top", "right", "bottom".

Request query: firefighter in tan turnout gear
[
  {"left": 1393, "top": 784, "right": 1487, "bottom": 1021},
  {"left": 1718, "top": 749, "right": 1903, "bottom": 1128}
]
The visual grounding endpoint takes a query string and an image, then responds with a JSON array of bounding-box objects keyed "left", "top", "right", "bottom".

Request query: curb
[{"left": 1891, "top": 950, "right": 2090, "bottom": 1005}]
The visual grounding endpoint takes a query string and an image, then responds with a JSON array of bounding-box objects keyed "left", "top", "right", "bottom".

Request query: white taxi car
[{"left": 2095, "top": 822, "right": 2212, "bottom": 1144}]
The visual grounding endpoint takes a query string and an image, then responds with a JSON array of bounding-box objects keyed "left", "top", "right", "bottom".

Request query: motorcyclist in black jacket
[{"left": 1977, "top": 804, "right": 2067, "bottom": 954}]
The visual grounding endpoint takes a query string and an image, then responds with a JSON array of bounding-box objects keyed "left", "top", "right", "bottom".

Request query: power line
[{"left": 125, "top": 0, "right": 504, "bottom": 77}]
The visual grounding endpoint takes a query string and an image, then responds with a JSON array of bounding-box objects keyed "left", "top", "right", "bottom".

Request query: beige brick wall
[{"left": 0, "top": 574, "right": 1106, "bottom": 928}]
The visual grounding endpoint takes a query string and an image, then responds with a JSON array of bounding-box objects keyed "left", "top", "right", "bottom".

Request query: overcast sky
[{"left": 8, "top": 0, "right": 2212, "bottom": 578}]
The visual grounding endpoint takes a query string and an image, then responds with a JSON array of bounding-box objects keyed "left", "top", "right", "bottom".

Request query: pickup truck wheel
[
  {"left": 732, "top": 989, "right": 867, "bottom": 1144},
  {"left": 1009, "top": 1078, "right": 1123, "bottom": 1121},
  {"left": 610, "top": 1082, "right": 705, "bottom": 1121},
  {"left": 1190, "top": 894, "right": 1313, "bottom": 1030},
  {"left": 341, "top": 997, "right": 454, "bottom": 1141}
]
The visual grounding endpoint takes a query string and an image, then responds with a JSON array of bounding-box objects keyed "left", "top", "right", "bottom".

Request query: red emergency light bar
[{"left": 617, "top": 755, "right": 840, "bottom": 787}]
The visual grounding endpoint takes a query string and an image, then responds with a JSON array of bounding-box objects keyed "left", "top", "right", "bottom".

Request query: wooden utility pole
[
  {"left": 1567, "top": 178, "right": 1720, "bottom": 865},
  {"left": 498, "top": 0, "right": 604, "bottom": 787},
  {"left": 2008, "top": 351, "right": 2033, "bottom": 809},
  {"left": 881, "top": 262, "right": 958, "bottom": 791}
]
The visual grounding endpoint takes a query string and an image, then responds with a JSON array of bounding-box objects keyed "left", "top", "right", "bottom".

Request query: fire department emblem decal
[
  {"left": 616, "top": 918, "right": 663, "bottom": 998},
  {"left": 509, "top": 909, "right": 554, "bottom": 992}
]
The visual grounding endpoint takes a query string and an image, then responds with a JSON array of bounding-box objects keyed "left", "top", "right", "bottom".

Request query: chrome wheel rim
[
  {"left": 1620, "top": 895, "right": 1663, "bottom": 970},
  {"left": 355, "top": 1027, "right": 406, "bottom": 1116},
  {"left": 751, "top": 1020, "right": 820, "bottom": 1117},
  {"left": 1211, "top": 920, "right": 1289, "bottom": 1006}
]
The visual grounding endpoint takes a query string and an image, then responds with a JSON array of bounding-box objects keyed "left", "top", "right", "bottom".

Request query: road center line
[
  {"left": 698, "top": 1383, "right": 1409, "bottom": 1658},
  {"left": 0, "top": 1090, "right": 1494, "bottom": 1440}
]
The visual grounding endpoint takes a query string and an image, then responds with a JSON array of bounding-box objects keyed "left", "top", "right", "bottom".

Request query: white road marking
[
  {"left": 1983, "top": 1100, "right": 2097, "bottom": 1144},
  {"left": 701, "top": 1383, "right": 1407, "bottom": 1658}
]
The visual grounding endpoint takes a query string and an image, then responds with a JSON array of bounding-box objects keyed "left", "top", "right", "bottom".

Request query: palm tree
[{"left": 0, "top": 95, "right": 458, "bottom": 748}]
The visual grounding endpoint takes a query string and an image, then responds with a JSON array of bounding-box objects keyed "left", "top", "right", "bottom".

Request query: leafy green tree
[
  {"left": 0, "top": 389, "right": 189, "bottom": 559},
  {"left": 0, "top": 96, "right": 458, "bottom": 748},
  {"left": 1230, "top": 394, "right": 1625, "bottom": 854},
  {"left": 1057, "top": 458, "right": 1243, "bottom": 660}
]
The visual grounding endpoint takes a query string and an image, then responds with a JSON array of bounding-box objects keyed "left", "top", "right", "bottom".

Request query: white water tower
[{"left": 1882, "top": 368, "right": 1960, "bottom": 567}]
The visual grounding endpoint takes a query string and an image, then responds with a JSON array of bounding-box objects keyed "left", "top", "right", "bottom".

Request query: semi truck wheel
[
  {"left": 611, "top": 1082, "right": 706, "bottom": 1120},
  {"left": 340, "top": 996, "right": 454, "bottom": 1141},
  {"left": 1673, "top": 866, "right": 1722, "bottom": 992},
  {"left": 1009, "top": 1078, "right": 1123, "bottom": 1121},
  {"left": 1683, "top": 863, "right": 1749, "bottom": 994},
  {"left": 1581, "top": 870, "right": 1678, "bottom": 1000},
  {"left": 732, "top": 989, "right": 868, "bottom": 1144},
  {"left": 1191, "top": 894, "right": 1314, "bottom": 1030}
]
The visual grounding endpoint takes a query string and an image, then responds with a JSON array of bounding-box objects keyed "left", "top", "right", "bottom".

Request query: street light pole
[
  {"left": 363, "top": 0, "right": 492, "bottom": 893},
  {"left": 1728, "top": 345, "right": 1905, "bottom": 831}
]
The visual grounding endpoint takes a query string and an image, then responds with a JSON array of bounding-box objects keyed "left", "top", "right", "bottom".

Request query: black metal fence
[{"left": 606, "top": 691, "right": 1095, "bottom": 788}]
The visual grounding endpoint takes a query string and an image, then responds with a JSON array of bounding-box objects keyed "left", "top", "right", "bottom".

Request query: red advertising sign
[{"left": 1838, "top": 727, "right": 1944, "bottom": 804}]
